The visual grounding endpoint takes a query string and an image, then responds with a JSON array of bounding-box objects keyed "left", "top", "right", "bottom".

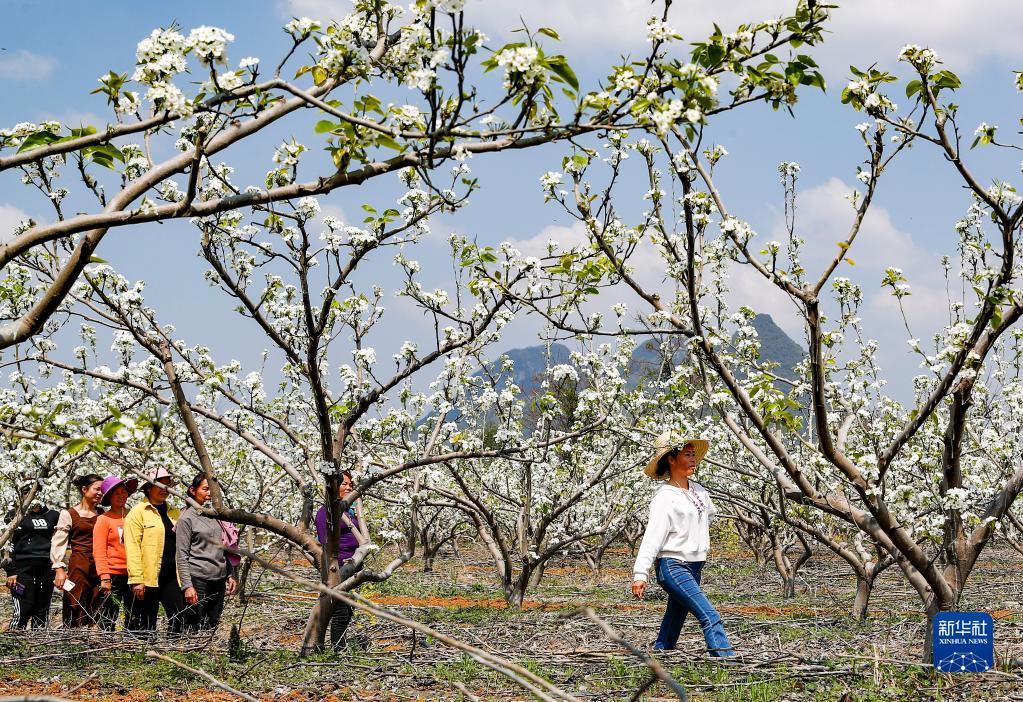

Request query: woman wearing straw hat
[
  {"left": 93, "top": 474, "right": 138, "bottom": 630},
  {"left": 631, "top": 432, "right": 735, "bottom": 656}
]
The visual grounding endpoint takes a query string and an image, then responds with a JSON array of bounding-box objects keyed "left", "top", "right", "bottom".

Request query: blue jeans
[{"left": 654, "top": 558, "right": 734, "bottom": 656}]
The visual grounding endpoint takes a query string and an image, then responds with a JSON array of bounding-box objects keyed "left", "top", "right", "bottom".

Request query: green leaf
[
  {"left": 16, "top": 130, "right": 61, "bottom": 153},
  {"left": 932, "top": 70, "right": 961, "bottom": 90},
  {"left": 545, "top": 56, "right": 578, "bottom": 92},
  {"left": 84, "top": 143, "right": 124, "bottom": 169},
  {"left": 991, "top": 305, "right": 1002, "bottom": 329},
  {"left": 333, "top": 151, "right": 352, "bottom": 171},
  {"left": 706, "top": 43, "right": 726, "bottom": 65},
  {"left": 905, "top": 79, "right": 922, "bottom": 98},
  {"left": 315, "top": 119, "right": 340, "bottom": 133},
  {"left": 65, "top": 438, "right": 90, "bottom": 455},
  {"left": 67, "top": 126, "right": 98, "bottom": 139},
  {"left": 537, "top": 27, "right": 561, "bottom": 40},
  {"left": 102, "top": 421, "right": 124, "bottom": 439},
  {"left": 375, "top": 134, "right": 403, "bottom": 151}
]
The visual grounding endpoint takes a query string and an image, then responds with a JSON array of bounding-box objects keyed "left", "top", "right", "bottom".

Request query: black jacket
[{"left": 2, "top": 505, "right": 60, "bottom": 575}]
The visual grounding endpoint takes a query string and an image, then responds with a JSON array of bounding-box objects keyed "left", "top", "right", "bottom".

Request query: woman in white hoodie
[{"left": 631, "top": 433, "right": 735, "bottom": 656}]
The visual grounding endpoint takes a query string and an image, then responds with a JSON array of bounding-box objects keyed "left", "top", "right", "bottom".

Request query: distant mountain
[
  {"left": 485, "top": 343, "right": 571, "bottom": 391},
  {"left": 750, "top": 314, "right": 804, "bottom": 381},
  {"left": 480, "top": 314, "right": 805, "bottom": 401}
]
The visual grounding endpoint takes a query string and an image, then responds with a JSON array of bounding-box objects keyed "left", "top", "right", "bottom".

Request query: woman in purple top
[{"left": 314, "top": 470, "right": 368, "bottom": 650}]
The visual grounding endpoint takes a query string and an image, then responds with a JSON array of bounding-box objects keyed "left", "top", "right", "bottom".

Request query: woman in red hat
[
  {"left": 93, "top": 475, "right": 138, "bottom": 630},
  {"left": 51, "top": 474, "right": 105, "bottom": 628}
]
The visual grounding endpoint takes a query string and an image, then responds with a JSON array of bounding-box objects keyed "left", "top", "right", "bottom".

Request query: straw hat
[{"left": 643, "top": 431, "right": 710, "bottom": 480}]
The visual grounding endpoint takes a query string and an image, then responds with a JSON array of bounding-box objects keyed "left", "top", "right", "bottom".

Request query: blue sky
[{"left": 1, "top": 1, "right": 1022, "bottom": 404}]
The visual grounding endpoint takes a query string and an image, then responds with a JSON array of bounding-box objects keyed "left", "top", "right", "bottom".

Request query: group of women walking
[
  {"left": 4, "top": 468, "right": 239, "bottom": 635},
  {"left": 6, "top": 436, "right": 734, "bottom": 658}
]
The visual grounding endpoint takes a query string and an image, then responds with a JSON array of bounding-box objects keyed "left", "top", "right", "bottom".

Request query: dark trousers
[
  {"left": 97, "top": 574, "right": 135, "bottom": 631},
  {"left": 329, "top": 600, "right": 353, "bottom": 650},
  {"left": 8, "top": 562, "right": 54, "bottom": 630},
  {"left": 328, "top": 558, "right": 359, "bottom": 649},
  {"left": 133, "top": 566, "right": 185, "bottom": 634},
  {"left": 182, "top": 577, "right": 227, "bottom": 632}
]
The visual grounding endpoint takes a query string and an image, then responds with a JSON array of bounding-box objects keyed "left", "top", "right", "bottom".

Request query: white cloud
[
  {"left": 38, "top": 110, "right": 106, "bottom": 130},
  {"left": 509, "top": 220, "right": 589, "bottom": 257},
  {"left": 281, "top": 0, "right": 1023, "bottom": 78},
  {"left": 508, "top": 219, "right": 801, "bottom": 337},
  {"left": 278, "top": 0, "right": 346, "bottom": 22},
  {"left": 0, "top": 204, "right": 33, "bottom": 244},
  {"left": 317, "top": 202, "right": 348, "bottom": 226},
  {"left": 763, "top": 176, "right": 952, "bottom": 399},
  {"left": 0, "top": 50, "right": 58, "bottom": 83},
  {"left": 779, "top": 177, "right": 926, "bottom": 273},
  {"left": 470, "top": 0, "right": 1023, "bottom": 75}
]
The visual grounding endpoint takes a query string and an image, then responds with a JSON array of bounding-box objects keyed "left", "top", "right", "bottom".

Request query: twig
[
  {"left": 571, "top": 607, "right": 688, "bottom": 701},
  {"left": 64, "top": 672, "right": 97, "bottom": 695},
  {"left": 235, "top": 547, "right": 582, "bottom": 702},
  {"left": 452, "top": 681, "right": 483, "bottom": 702},
  {"left": 145, "top": 650, "right": 259, "bottom": 702}
]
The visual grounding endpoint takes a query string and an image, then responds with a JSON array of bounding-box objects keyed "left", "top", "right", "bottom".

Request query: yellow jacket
[{"left": 124, "top": 498, "right": 180, "bottom": 587}]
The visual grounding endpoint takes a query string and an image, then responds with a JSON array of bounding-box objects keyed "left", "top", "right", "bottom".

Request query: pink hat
[
  {"left": 144, "top": 466, "right": 176, "bottom": 487},
  {"left": 100, "top": 475, "right": 138, "bottom": 506}
]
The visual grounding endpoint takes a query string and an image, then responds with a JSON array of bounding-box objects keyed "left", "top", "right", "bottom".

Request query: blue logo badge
[{"left": 933, "top": 612, "right": 993, "bottom": 673}]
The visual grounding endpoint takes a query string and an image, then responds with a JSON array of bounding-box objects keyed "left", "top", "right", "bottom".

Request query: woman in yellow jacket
[{"left": 123, "top": 467, "right": 185, "bottom": 634}]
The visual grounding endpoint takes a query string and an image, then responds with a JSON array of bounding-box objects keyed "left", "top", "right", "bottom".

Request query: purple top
[{"left": 314, "top": 504, "right": 361, "bottom": 564}]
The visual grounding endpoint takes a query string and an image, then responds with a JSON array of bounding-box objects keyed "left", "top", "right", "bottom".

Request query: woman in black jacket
[{"left": 3, "top": 493, "right": 61, "bottom": 630}]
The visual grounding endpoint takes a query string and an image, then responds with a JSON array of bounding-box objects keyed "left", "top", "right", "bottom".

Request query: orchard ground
[{"left": 1, "top": 530, "right": 1021, "bottom": 702}]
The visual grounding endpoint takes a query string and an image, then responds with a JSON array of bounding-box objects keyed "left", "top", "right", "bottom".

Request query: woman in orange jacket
[{"left": 93, "top": 475, "right": 138, "bottom": 631}]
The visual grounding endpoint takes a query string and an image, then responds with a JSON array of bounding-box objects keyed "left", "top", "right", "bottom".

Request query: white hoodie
[{"left": 632, "top": 481, "right": 718, "bottom": 582}]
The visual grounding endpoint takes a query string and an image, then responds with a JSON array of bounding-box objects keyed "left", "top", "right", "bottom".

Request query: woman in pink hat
[
  {"left": 93, "top": 475, "right": 138, "bottom": 630},
  {"left": 123, "top": 467, "right": 185, "bottom": 634},
  {"left": 50, "top": 473, "right": 105, "bottom": 628}
]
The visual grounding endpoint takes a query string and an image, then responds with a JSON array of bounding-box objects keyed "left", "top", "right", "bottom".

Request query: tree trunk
[
  {"left": 236, "top": 529, "right": 255, "bottom": 605},
  {"left": 771, "top": 542, "right": 794, "bottom": 599},
  {"left": 504, "top": 578, "right": 527, "bottom": 609},
  {"left": 301, "top": 475, "right": 342, "bottom": 655},
  {"left": 422, "top": 543, "right": 438, "bottom": 573},
  {"left": 300, "top": 593, "right": 334, "bottom": 656},
  {"left": 851, "top": 573, "right": 873, "bottom": 621},
  {"left": 923, "top": 601, "right": 941, "bottom": 664},
  {"left": 527, "top": 560, "right": 547, "bottom": 590}
]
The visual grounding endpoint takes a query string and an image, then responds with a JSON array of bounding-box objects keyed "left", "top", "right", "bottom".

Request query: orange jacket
[{"left": 92, "top": 512, "right": 127, "bottom": 577}]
